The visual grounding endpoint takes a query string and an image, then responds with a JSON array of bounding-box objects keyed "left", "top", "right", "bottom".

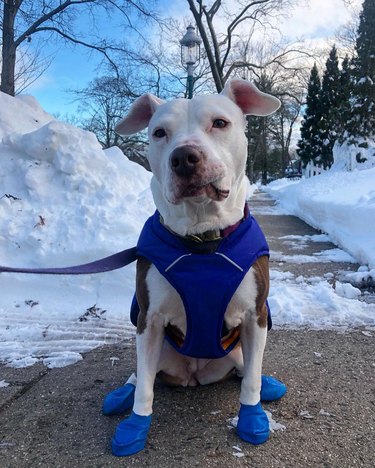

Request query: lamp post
[{"left": 180, "top": 25, "right": 201, "bottom": 99}]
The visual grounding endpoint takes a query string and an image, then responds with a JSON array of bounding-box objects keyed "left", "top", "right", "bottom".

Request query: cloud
[{"left": 279, "top": 0, "right": 361, "bottom": 40}]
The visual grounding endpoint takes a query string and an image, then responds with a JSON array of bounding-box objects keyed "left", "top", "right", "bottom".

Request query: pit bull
[{"left": 103, "top": 78, "right": 286, "bottom": 456}]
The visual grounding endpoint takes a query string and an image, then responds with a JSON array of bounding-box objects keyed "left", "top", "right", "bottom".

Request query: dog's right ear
[
  {"left": 221, "top": 79, "right": 280, "bottom": 116},
  {"left": 115, "top": 94, "right": 165, "bottom": 135}
]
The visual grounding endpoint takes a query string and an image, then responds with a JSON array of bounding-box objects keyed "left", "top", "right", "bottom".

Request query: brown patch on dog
[
  {"left": 253, "top": 255, "right": 270, "bottom": 328},
  {"left": 165, "top": 323, "right": 185, "bottom": 347},
  {"left": 136, "top": 257, "right": 151, "bottom": 334}
]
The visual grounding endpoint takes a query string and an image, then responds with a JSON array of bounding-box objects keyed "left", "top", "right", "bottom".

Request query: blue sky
[
  {"left": 26, "top": 0, "right": 360, "bottom": 116},
  {"left": 29, "top": 45, "right": 100, "bottom": 116}
]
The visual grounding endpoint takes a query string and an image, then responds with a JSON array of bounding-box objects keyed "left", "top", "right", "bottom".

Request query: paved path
[
  {"left": 1, "top": 191, "right": 374, "bottom": 467},
  {"left": 252, "top": 191, "right": 360, "bottom": 279}
]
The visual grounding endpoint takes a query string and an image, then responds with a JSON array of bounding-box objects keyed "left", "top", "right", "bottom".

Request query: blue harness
[{"left": 131, "top": 208, "right": 271, "bottom": 359}]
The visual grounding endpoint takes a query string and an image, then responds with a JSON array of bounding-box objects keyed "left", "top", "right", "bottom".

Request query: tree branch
[
  {"left": 187, "top": 0, "right": 223, "bottom": 92},
  {"left": 32, "top": 25, "right": 120, "bottom": 77},
  {"left": 14, "top": 0, "right": 97, "bottom": 47},
  {"left": 207, "top": 0, "right": 222, "bottom": 19}
]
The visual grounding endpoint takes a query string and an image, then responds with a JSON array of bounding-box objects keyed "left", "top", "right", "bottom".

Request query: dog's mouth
[{"left": 182, "top": 183, "right": 230, "bottom": 201}]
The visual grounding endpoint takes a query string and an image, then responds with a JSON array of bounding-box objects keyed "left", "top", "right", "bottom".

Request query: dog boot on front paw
[
  {"left": 237, "top": 402, "right": 269, "bottom": 445},
  {"left": 260, "top": 375, "right": 287, "bottom": 402},
  {"left": 111, "top": 411, "right": 152, "bottom": 456},
  {"left": 102, "top": 383, "right": 135, "bottom": 415}
]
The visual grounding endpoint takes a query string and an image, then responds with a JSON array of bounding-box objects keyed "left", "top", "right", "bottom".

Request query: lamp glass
[{"left": 181, "top": 43, "right": 200, "bottom": 66}]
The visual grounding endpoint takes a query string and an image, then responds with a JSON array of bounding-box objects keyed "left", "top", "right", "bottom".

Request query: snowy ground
[
  {"left": 251, "top": 193, "right": 375, "bottom": 330},
  {"left": 264, "top": 169, "right": 375, "bottom": 270},
  {"left": 0, "top": 93, "right": 374, "bottom": 369}
]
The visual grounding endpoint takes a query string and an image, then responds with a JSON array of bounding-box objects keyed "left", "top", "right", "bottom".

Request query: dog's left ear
[
  {"left": 115, "top": 93, "right": 165, "bottom": 135},
  {"left": 221, "top": 79, "right": 280, "bottom": 116}
]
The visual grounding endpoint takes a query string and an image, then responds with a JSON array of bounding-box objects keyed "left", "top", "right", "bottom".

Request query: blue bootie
[
  {"left": 260, "top": 375, "right": 287, "bottom": 402},
  {"left": 103, "top": 375, "right": 286, "bottom": 417},
  {"left": 111, "top": 411, "right": 152, "bottom": 456},
  {"left": 237, "top": 402, "right": 269, "bottom": 445},
  {"left": 102, "top": 383, "right": 135, "bottom": 416}
]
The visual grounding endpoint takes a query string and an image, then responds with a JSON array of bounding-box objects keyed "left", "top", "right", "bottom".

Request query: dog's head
[{"left": 116, "top": 79, "right": 279, "bottom": 231}]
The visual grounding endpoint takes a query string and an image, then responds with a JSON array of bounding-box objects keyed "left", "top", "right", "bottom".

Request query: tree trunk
[
  {"left": 260, "top": 123, "right": 268, "bottom": 185},
  {"left": 1, "top": 1, "right": 19, "bottom": 96},
  {"left": 246, "top": 115, "right": 255, "bottom": 183},
  {"left": 187, "top": 0, "right": 224, "bottom": 93},
  {"left": 247, "top": 158, "right": 255, "bottom": 184}
]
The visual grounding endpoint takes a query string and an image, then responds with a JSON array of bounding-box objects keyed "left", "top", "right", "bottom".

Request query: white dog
[{"left": 103, "top": 79, "right": 285, "bottom": 456}]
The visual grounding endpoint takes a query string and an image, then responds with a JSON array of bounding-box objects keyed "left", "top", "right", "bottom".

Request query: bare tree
[
  {"left": 0, "top": 0, "right": 156, "bottom": 96},
  {"left": 72, "top": 71, "right": 155, "bottom": 168},
  {"left": 186, "top": 0, "right": 303, "bottom": 92},
  {"left": 73, "top": 75, "right": 134, "bottom": 148},
  {"left": 10, "top": 39, "right": 53, "bottom": 94},
  {"left": 335, "top": 14, "right": 360, "bottom": 58}
]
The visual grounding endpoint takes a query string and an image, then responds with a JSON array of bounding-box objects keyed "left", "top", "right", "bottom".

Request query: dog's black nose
[{"left": 170, "top": 146, "right": 203, "bottom": 178}]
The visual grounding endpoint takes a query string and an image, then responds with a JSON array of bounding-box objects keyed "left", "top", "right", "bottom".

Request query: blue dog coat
[{"left": 131, "top": 207, "right": 271, "bottom": 359}]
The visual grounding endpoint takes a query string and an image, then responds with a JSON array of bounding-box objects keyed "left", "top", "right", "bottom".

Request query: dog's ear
[
  {"left": 221, "top": 79, "right": 280, "bottom": 116},
  {"left": 115, "top": 94, "right": 165, "bottom": 135}
]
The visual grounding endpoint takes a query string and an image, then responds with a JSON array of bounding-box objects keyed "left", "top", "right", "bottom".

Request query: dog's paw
[
  {"left": 102, "top": 383, "right": 135, "bottom": 416},
  {"left": 111, "top": 411, "right": 152, "bottom": 456},
  {"left": 237, "top": 402, "right": 269, "bottom": 445},
  {"left": 260, "top": 375, "right": 287, "bottom": 402}
]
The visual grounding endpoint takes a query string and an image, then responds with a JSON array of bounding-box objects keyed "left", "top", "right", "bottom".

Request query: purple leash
[{"left": 0, "top": 247, "right": 137, "bottom": 275}]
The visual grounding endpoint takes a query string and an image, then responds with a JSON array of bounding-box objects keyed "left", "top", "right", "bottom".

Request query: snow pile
[
  {"left": 0, "top": 91, "right": 154, "bottom": 368},
  {"left": 1, "top": 122, "right": 153, "bottom": 265},
  {"left": 0, "top": 94, "right": 53, "bottom": 139},
  {"left": 332, "top": 139, "right": 375, "bottom": 172},
  {"left": 265, "top": 169, "right": 375, "bottom": 268},
  {"left": 345, "top": 266, "right": 375, "bottom": 286},
  {"left": 269, "top": 271, "right": 374, "bottom": 329}
]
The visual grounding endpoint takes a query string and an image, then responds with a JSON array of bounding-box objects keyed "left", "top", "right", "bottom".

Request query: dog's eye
[
  {"left": 153, "top": 128, "right": 166, "bottom": 138},
  {"left": 212, "top": 119, "right": 228, "bottom": 129}
]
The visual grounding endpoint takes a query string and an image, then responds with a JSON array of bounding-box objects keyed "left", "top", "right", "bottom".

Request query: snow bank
[
  {"left": 269, "top": 272, "right": 374, "bottom": 329},
  {"left": 1, "top": 119, "right": 153, "bottom": 265},
  {"left": 265, "top": 169, "right": 375, "bottom": 269},
  {"left": 0, "top": 93, "right": 53, "bottom": 139},
  {"left": 332, "top": 139, "right": 375, "bottom": 172},
  {"left": 0, "top": 92, "right": 154, "bottom": 367}
]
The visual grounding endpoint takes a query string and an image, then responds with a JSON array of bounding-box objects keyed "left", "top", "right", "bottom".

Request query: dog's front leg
[
  {"left": 111, "top": 313, "right": 165, "bottom": 457},
  {"left": 236, "top": 257, "right": 270, "bottom": 445},
  {"left": 237, "top": 312, "right": 269, "bottom": 445},
  {"left": 240, "top": 314, "right": 267, "bottom": 406},
  {"left": 111, "top": 258, "right": 165, "bottom": 457},
  {"left": 133, "top": 312, "right": 165, "bottom": 415}
]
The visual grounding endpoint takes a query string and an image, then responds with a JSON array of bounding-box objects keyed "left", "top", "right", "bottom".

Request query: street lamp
[{"left": 180, "top": 25, "right": 201, "bottom": 99}]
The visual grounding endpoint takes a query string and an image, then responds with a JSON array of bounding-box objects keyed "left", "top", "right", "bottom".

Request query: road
[{"left": 0, "top": 191, "right": 374, "bottom": 467}]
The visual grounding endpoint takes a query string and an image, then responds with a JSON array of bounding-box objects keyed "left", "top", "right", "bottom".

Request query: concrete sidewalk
[
  {"left": 1, "top": 192, "right": 374, "bottom": 467},
  {"left": 1, "top": 330, "right": 374, "bottom": 467}
]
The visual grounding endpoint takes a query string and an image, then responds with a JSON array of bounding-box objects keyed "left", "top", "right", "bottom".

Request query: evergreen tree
[
  {"left": 318, "top": 45, "right": 341, "bottom": 169},
  {"left": 346, "top": 0, "right": 375, "bottom": 154},
  {"left": 297, "top": 63, "right": 322, "bottom": 167}
]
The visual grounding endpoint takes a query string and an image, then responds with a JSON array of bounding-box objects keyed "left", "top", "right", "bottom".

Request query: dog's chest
[
  {"left": 146, "top": 264, "right": 258, "bottom": 334},
  {"left": 135, "top": 210, "right": 269, "bottom": 358}
]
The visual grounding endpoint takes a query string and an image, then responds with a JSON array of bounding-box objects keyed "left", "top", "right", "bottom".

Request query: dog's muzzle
[{"left": 168, "top": 145, "right": 229, "bottom": 202}]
